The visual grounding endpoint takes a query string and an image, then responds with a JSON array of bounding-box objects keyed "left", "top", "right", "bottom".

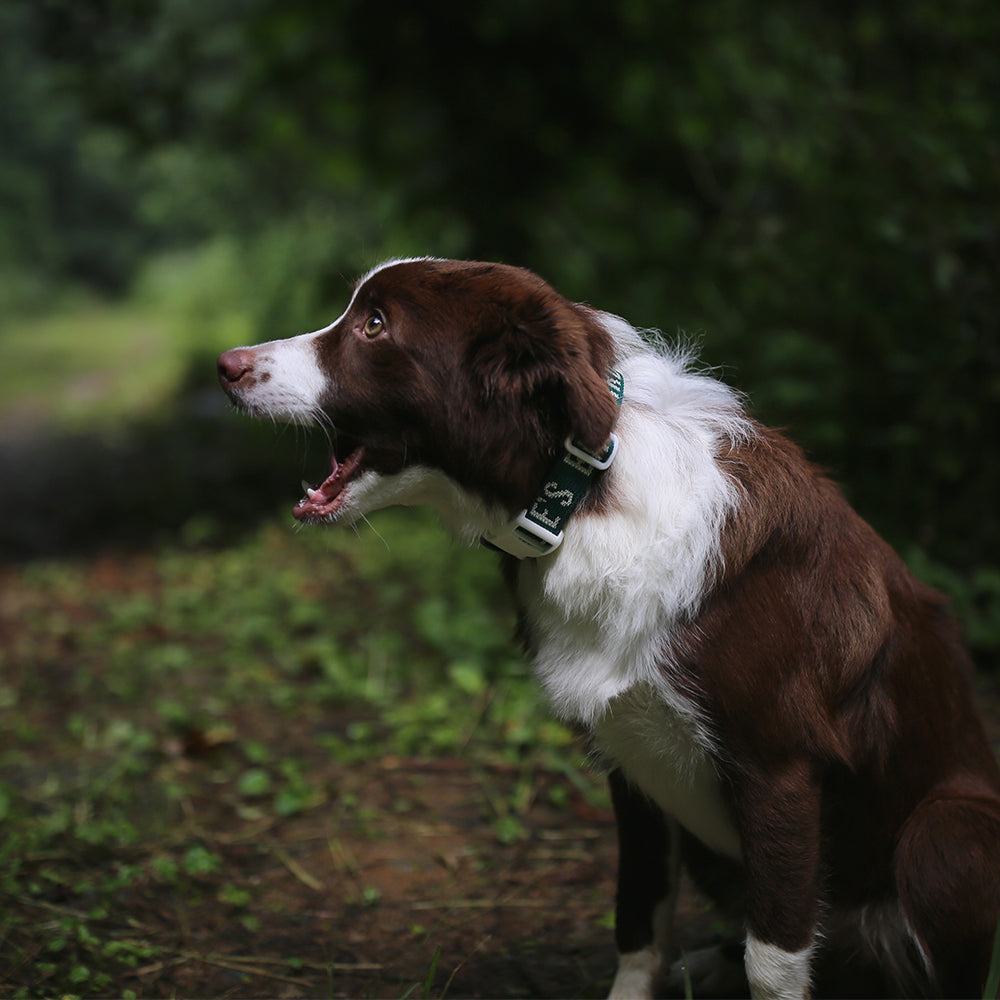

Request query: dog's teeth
[
  {"left": 306, "top": 488, "right": 318, "bottom": 499},
  {"left": 302, "top": 479, "right": 311, "bottom": 493}
]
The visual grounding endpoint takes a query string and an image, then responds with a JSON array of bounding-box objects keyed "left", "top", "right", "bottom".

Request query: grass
[
  {"left": 0, "top": 509, "right": 602, "bottom": 997},
  {"left": 0, "top": 296, "right": 201, "bottom": 430},
  {"left": 0, "top": 297, "right": 153, "bottom": 410},
  {"left": 0, "top": 240, "right": 262, "bottom": 433}
]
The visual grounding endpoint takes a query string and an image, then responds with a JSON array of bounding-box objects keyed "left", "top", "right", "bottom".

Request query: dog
[{"left": 218, "top": 257, "right": 1000, "bottom": 998}]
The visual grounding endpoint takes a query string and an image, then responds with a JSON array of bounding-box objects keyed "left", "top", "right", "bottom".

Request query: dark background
[{"left": 2, "top": 0, "right": 998, "bottom": 659}]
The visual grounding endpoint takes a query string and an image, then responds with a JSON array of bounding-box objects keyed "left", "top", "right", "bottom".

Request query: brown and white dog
[{"left": 218, "top": 257, "right": 1000, "bottom": 998}]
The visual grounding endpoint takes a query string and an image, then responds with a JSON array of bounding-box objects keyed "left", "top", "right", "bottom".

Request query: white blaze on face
[{"left": 232, "top": 330, "right": 328, "bottom": 421}]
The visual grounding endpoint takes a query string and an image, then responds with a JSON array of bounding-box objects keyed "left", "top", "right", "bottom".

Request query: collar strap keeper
[
  {"left": 565, "top": 433, "right": 618, "bottom": 471},
  {"left": 482, "top": 369, "right": 624, "bottom": 559}
]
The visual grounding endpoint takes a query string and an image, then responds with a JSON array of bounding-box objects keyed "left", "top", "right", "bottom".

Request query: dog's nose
[{"left": 217, "top": 348, "right": 255, "bottom": 386}]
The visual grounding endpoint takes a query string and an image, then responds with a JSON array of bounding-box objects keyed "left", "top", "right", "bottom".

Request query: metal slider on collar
[{"left": 564, "top": 433, "right": 619, "bottom": 471}]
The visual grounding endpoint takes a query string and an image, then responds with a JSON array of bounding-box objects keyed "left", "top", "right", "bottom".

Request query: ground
[
  {"left": 0, "top": 691, "right": 723, "bottom": 999},
  {"left": 126, "top": 754, "right": 627, "bottom": 999},
  {"left": 0, "top": 543, "right": 726, "bottom": 1000}
]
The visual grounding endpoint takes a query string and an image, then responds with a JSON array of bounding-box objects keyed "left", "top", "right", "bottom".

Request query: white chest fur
[
  {"left": 592, "top": 686, "right": 741, "bottom": 860},
  {"left": 520, "top": 564, "right": 743, "bottom": 859},
  {"left": 510, "top": 332, "right": 752, "bottom": 861}
]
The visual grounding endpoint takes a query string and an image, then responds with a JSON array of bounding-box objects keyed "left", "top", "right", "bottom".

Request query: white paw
[
  {"left": 744, "top": 935, "right": 813, "bottom": 1000},
  {"left": 607, "top": 946, "right": 661, "bottom": 999}
]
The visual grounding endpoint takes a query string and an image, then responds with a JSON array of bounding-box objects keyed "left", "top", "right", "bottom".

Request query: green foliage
[
  {"left": 906, "top": 548, "right": 1000, "bottom": 655},
  {"left": 0, "top": 510, "right": 597, "bottom": 996},
  {"left": 3, "top": 0, "right": 996, "bottom": 599}
]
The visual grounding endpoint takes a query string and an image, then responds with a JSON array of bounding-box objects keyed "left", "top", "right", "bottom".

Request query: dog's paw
[
  {"left": 662, "top": 943, "right": 747, "bottom": 998},
  {"left": 607, "top": 946, "right": 661, "bottom": 999}
]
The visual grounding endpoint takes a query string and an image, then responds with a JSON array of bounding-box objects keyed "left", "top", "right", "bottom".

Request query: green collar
[{"left": 482, "top": 369, "right": 624, "bottom": 559}]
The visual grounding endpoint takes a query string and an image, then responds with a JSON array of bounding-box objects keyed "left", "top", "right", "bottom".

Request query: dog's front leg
[
  {"left": 733, "top": 761, "right": 821, "bottom": 1000},
  {"left": 606, "top": 768, "right": 680, "bottom": 1000}
]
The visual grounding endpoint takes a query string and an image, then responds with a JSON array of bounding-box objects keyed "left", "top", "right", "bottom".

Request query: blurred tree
[
  {"left": 0, "top": 3, "right": 146, "bottom": 293},
  {"left": 2, "top": 0, "right": 998, "bottom": 586}
]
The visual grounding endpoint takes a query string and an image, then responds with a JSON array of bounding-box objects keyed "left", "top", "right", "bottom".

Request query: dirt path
[
  {"left": 2, "top": 744, "right": 725, "bottom": 999},
  {"left": 90, "top": 757, "right": 627, "bottom": 998}
]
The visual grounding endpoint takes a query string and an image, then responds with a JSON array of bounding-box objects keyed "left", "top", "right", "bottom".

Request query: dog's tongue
[{"left": 293, "top": 446, "right": 366, "bottom": 520}]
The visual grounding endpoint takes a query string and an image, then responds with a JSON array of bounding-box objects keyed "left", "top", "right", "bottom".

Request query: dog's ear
[
  {"left": 563, "top": 352, "right": 619, "bottom": 452},
  {"left": 470, "top": 294, "right": 618, "bottom": 452}
]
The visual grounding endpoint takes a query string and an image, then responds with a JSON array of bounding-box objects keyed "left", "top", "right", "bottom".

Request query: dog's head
[{"left": 218, "top": 257, "right": 618, "bottom": 529}]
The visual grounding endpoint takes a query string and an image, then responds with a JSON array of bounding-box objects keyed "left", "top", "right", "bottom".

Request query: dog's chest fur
[
  {"left": 515, "top": 554, "right": 741, "bottom": 860},
  {"left": 592, "top": 689, "right": 741, "bottom": 858}
]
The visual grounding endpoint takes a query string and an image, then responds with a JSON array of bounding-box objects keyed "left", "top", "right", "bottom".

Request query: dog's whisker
[{"left": 359, "top": 514, "right": 390, "bottom": 552}]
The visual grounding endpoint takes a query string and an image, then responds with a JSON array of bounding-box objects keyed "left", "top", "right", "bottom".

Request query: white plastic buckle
[
  {"left": 564, "top": 432, "right": 619, "bottom": 471},
  {"left": 482, "top": 511, "right": 564, "bottom": 559}
]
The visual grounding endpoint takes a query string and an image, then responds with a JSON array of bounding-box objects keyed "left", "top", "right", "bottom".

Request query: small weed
[
  {"left": 182, "top": 845, "right": 223, "bottom": 877},
  {"left": 401, "top": 945, "right": 440, "bottom": 1000}
]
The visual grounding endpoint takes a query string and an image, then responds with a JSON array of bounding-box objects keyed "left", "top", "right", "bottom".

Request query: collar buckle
[{"left": 482, "top": 511, "right": 564, "bottom": 559}]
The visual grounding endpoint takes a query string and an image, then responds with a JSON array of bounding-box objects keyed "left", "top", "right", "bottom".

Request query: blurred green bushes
[{"left": 1, "top": 0, "right": 998, "bottom": 660}]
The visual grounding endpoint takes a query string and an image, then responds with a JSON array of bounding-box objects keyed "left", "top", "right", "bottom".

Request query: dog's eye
[{"left": 362, "top": 314, "right": 385, "bottom": 338}]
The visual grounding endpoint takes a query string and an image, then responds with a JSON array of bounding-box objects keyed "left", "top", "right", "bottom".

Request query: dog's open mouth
[{"left": 293, "top": 439, "right": 366, "bottom": 521}]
